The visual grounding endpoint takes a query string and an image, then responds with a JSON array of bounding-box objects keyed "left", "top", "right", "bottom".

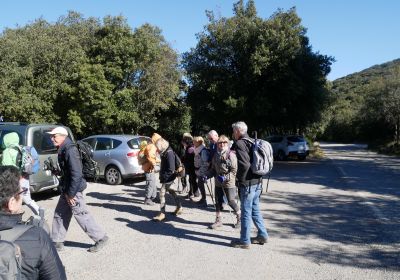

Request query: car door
[{"left": 93, "top": 137, "right": 113, "bottom": 175}]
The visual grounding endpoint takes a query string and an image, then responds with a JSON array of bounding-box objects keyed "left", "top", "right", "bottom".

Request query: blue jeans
[{"left": 239, "top": 183, "right": 268, "bottom": 244}]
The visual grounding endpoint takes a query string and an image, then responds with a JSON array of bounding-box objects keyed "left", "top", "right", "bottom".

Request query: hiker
[
  {"left": 206, "top": 135, "right": 241, "bottom": 229},
  {"left": 193, "top": 136, "right": 210, "bottom": 207},
  {"left": 0, "top": 165, "right": 66, "bottom": 279},
  {"left": 48, "top": 127, "right": 108, "bottom": 252},
  {"left": 181, "top": 133, "right": 198, "bottom": 199},
  {"left": 140, "top": 133, "right": 162, "bottom": 205},
  {"left": 0, "top": 132, "right": 41, "bottom": 215},
  {"left": 153, "top": 137, "right": 183, "bottom": 221},
  {"left": 230, "top": 121, "right": 268, "bottom": 249}
]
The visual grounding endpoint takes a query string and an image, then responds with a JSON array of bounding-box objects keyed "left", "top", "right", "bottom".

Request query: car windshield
[{"left": 287, "top": 136, "right": 305, "bottom": 142}]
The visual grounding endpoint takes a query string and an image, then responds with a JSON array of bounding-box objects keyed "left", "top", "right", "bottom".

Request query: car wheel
[
  {"left": 298, "top": 155, "right": 306, "bottom": 160},
  {"left": 277, "top": 150, "right": 286, "bottom": 161},
  {"left": 105, "top": 166, "right": 122, "bottom": 185}
]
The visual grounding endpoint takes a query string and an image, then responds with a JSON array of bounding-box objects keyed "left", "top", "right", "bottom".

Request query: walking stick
[{"left": 204, "top": 179, "right": 215, "bottom": 207}]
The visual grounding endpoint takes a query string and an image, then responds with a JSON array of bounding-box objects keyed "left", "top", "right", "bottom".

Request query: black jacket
[
  {"left": 159, "top": 147, "right": 177, "bottom": 184},
  {"left": 0, "top": 212, "right": 67, "bottom": 280},
  {"left": 232, "top": 133, "right": 262, "bottom": 186},
  {"left": 183, "top": 144, "right": 195, "bottom": 174},
  {"left": 58, "top": 138, "right": 87, "bottom": 197}
]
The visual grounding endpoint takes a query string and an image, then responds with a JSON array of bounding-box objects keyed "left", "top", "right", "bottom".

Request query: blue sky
[{"left": 1, "top": 0, "right": 399, "bottom": 80}]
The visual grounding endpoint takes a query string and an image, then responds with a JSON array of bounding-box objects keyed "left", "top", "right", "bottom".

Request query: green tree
[{"left": 182, "top": 0, "right": 333, "bottom": 135}]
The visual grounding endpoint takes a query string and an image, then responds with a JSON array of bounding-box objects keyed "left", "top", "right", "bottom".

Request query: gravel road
[{"left": 28, "top": 146, "right": 399, "bottom": 279}]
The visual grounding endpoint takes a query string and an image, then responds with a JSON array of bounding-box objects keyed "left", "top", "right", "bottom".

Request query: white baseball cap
[{"left": 47, "top": 126, "right": 68, "bottom": 136}]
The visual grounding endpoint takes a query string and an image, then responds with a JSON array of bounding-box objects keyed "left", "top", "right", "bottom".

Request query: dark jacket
[
  {"left": 232, "top": 133, "right": 262, "bottom": 187},
  {"left": 0, "top": 212, "right": 67, "bottom": 280},
  {"left": 58, "top": 137, "right": 87, "bottom": 197},
  {"left": 159, "top": 147, "right": 177, "bottom": 184},
  {"left": 183, "top": 144, "right": 195, "bottom": 174}
]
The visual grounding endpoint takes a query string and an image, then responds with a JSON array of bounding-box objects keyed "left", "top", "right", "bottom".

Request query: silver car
[
  {"left": 81, "top": 134, "right": 152, "bottom": 185},
  {"left": 266, "top": 135, "right": 309, "bottom": 161}
]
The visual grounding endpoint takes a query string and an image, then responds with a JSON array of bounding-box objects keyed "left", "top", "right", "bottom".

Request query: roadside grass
[
  {"left": 370, "top": 141, "right": 400, "bottom": 157},
  {"left": 309, "top": 141, "right": 325, "bottom": 159}
]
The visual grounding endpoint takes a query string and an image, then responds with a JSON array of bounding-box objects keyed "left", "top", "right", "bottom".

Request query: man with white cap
[{"left": 47, "top": 126, "right": 108, "bottom": 252}]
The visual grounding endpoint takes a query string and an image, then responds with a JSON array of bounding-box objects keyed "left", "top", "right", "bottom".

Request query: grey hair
[
  {"left": 232, "top": 121, "right": 248, "bottom": 135},
  {"left": 207, "top": 130, "right": 218, "bottom": 138},
  {"left": 155, "top": 138, "right": 169, "bottom": 153}
]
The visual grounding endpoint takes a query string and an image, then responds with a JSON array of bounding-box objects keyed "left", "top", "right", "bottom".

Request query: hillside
[{"left": 332, "top": 58, "right": 400, "bottom": 94}]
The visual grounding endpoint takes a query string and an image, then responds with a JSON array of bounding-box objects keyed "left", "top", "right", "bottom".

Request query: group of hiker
[
  {"left": 138, "top": 121, "right": 269, "bottom": 249},
  {"left": 0, "top": 120, "right": 269, "bottom": 279}
]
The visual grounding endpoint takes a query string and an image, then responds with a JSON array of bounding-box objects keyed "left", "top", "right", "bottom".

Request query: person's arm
[
  {"left": 235, "top": 140, "right": 251, "bottom": 185},
  {"left": 38, "top": 228, "right": 67, "bottom": 280},
  {"left": 65, "top": 145, "right": 83, "bottom": 199}
]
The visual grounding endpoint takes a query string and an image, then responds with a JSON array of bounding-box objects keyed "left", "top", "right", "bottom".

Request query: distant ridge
[{"left": 331, "top": 58, "right": 400, "bottom": 96}]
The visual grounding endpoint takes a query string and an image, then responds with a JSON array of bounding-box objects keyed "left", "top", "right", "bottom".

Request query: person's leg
[
  {"left": 188, "top": 171, "right": 197, "bottom": 197},
  {"left": 20, "top": 177, "right": 40, "bottom": 215},
  {"left": 166, "top": 182, "right": 182, "bottom": 215},
  {"left": 51, "top": 194, "right": 73, "bottom": 243},
  {"left": 210, "top": 187, "right": 224, "bottom": 229},
  {"left": 144, "top": 172, "right": 155, "bottom": 205},
  {"left": 251, "top": 183, "right": 268, "bottom": 239},
  {"left": 71, "top": 192, "right": 107, "bottom": 242},
  {"left": 225, "top": 187, "right": 240, "bottom": 212},
  {"left": 159, "top": 183, "right": 167, "bottom": 213},
  {"left": 149, "top": 172, "right": 158, "bottom": 200},
  {"left": 197, "top": 177, "right": 207, "bottom": 204},
  {"left": 225, "top": 187, "right": 241, "bottom": 228},
  {"left": 239, "top": 186, "right": 254, "bottom": 244}
]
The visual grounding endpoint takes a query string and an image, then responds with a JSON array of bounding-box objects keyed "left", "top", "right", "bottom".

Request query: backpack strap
[{"left": 0, "top": 225, "right": 33, "bottom": 242}]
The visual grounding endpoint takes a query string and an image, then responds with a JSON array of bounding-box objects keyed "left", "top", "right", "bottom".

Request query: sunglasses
[
  {"left": 16, "top": 187, "right": 28, "bottom": 196},
  {"left": 217, "top": 141, "right": 228, "bottom": 144}
]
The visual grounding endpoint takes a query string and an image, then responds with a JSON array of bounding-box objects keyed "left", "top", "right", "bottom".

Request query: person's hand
[
  {"left": 217, "top": 175, "right": 226, "bottom": 183},
  {"left": 201, "top": 175, "right": 208, "bottom": 182},
  {"left": 65, "top": 194, "right": 77, "bottom": 206}
]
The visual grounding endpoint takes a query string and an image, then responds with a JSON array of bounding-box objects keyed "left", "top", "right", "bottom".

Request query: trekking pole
[{"left": 204, "top": 179, "right": 215, "bottom": 207}]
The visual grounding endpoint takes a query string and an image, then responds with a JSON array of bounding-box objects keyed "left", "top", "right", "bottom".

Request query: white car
[{"left": 266, "top": 135, "right": 309, "bottom": 161}]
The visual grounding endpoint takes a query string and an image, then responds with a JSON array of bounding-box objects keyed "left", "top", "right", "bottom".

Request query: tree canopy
[
  {"left": 182, "top": 0, "right": 333, "bottom": 136},
  {"left": 0, "top": 11, "right": 189, "bottom": 139}
]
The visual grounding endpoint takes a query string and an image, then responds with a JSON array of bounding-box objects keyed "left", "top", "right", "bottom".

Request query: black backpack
[{"left": 67, "top": 141, "right": 97, "bottom": 179}]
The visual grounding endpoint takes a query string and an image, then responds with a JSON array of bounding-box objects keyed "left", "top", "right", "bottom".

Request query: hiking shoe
[
  {"left": 173, "top": 207, "right": 183, "bottom": 215},
  {"left": 250, "top": 236, "right": 268, "bottom": 245},
  {"left": 153, "top": 212, "right": 166, "bottom": 222},
  {"left": 144, "top": 198, "right": 155, "bottom": 205},
  {"left": 230, "top": 240, "right": 250, "bottom": 249},
  {"left": 152, "top": 197, "right": 160, "bottom": 204},
  {"left": 54, "top": 242, "right": 64, "bottom": 252},
  {"left": 88, "top": 236, "right": 109, "bottom": 253},
  {"left": 209, "top": 217, "right": 223, "bottom": 229}
]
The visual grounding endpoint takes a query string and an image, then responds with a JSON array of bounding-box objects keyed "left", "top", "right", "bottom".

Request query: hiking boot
[
  {"left": 173, "top": 207, "right": 183, "bottom": 215},
  {"left": 144, "top": 198, "right": 155, "bottom": 205},
  {"left": 209, "top": 217, "right": 223, "bottom": 229},
  {"left": 153, "top": 212, "right": 166, "bottom": 222},
  {"left": 250, "top": 236, "right": 268, "bottom": 245},
  {"left": 234, "top": 214, "right": 241, "bottom": 229},
  {"left": 152, "top": 197, "right": 160, "bottom": 204},
  {"left": 54, "top": 242, "right": 64, "bottom": 252},
  {"left": 230, "top": 240, "right": 250, "bottom": 249},
  {"left": 88, "top": 236, "right": 109, "bottom": 253}
]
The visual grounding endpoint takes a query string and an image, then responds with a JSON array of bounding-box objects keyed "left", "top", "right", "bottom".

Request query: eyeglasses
[
  {"left": 16, "top": 187, "right": 28, "bottom": 196},
  {"left": 217, "top": 141, "right": 228, "bottom": 145}
]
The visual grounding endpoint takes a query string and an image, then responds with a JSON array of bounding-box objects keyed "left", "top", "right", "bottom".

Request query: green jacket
[{"left": 0, "top": 132, "right": 19, "bottom": 167}]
